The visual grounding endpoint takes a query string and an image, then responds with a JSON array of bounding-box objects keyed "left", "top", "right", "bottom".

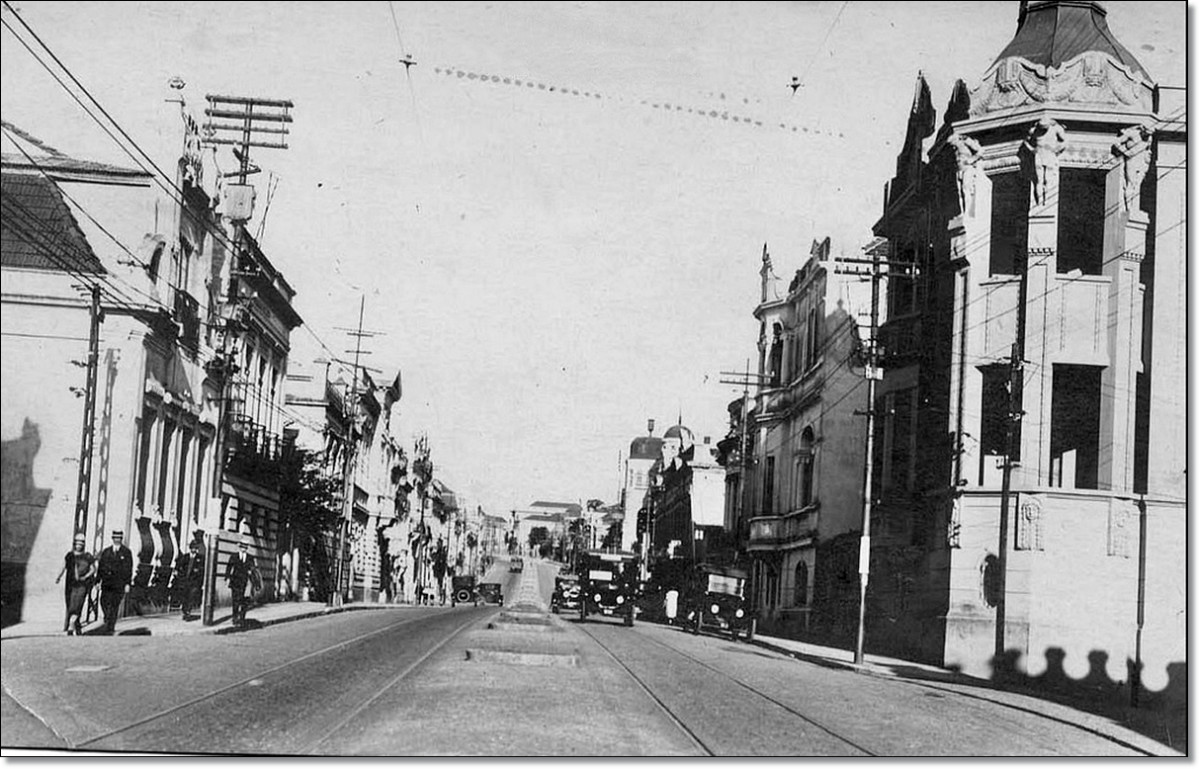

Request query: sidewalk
[
  {"left": 746, "top": 631, "right": 1184, "bottom": 757},
  {"left": 0, "top": 599, "right": 418, "bottom": 641}
]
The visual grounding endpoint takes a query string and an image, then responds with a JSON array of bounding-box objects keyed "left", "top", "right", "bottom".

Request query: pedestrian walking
[
  {"left": 54, "top": 533, "right": 96, "bottom": 636},
  {"left": 96, "top": 529, "right": 134, "bottom": 634},
  {"left": 176, "top": 532, "right": 205, "bottom": 621},
  {"left": 224, "top": 539, "right": 257, "bottom": 627}
]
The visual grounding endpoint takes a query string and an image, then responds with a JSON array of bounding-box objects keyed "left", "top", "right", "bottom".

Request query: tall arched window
[
  {"left": 768, "top": 323, "right": 784, "bottom": 387},
  {"left": 794, "top": 560, "right": 809, "bottom": 607},
  {"left": 799, "top": 427, "right": 815, "bottom": 508}
]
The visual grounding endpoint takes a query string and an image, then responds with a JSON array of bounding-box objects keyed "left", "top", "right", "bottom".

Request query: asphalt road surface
[{"left": 0, "top": 557, "right": 1158, "bottom": 756}]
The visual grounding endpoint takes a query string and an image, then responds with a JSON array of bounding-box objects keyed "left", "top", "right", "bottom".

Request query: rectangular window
[
  {"left": 1057, "top": 169, "right": 1106, "bottom": 275},
  {"left": 990, "top": 172, "right": 1029, "bottom": 276},
  {"left": 1050, "top": 364, "right": 1101, "bottom": 489},
  {"left": 762, "top": 456, "right": 776, "bottom": 515},
  {"left": 889, "top": 389, "right": 916, "bottom": 492},
  {"left": 174, "top": 428, "right": 192, "bottom": 527},
  {"left": 156, "top": 419, "right": 176, "bottom": 514},
  {"left": 192, "top": 434, "right": 211, "bottom": 524},
  {"left": 134, "top": 405, "right": 157, "bottom": 512},
  {"left": 979, "top": 366, "right": 1009, "bottom": 457}
]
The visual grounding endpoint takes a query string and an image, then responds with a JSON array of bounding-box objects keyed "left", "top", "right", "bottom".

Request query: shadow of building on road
[{"left": 881, "top": 646, "right": 1187, "bottom": 754}]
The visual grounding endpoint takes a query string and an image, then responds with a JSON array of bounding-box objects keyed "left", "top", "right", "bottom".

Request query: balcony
[
  {"left": 225, "top": 417, "right": 284, "bottom": 485},
  {"left": 747, "top": 507, "right": 818, "bottom": 552}
]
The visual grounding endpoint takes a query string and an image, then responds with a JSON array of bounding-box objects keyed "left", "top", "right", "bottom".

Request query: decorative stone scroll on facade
[
  {"left": 1106, "top": 500, "right": 1135, "bottom": 558},
  {"left": 1014, "top": 496, "right": 1043, "bottom": 552}
]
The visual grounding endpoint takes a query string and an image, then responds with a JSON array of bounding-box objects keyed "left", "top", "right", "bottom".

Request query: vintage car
[
  {"left": 450, "top": 574, "right": 478, "bottom": 606},
  {"left": 477, "top": 582, "right": 504, "bottom": 606},
  {"left": 682, "top": 563, "right": 754, "bottom": 640},
  {"left": 509, "top": 556, "right": 524, "bottom": 573},
  {"left": 549, "top": 573, "right": 581, "bottom": 614},
  {"left": 577, "top": 550, "right": 639, "bottom": 626}
]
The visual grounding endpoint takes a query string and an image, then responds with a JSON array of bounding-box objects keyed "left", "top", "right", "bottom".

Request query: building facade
[
  {"left": 867, "top": 0, "right": 1185, "bottom": 701},
  {"left": 741, "top": 240, "right": 869, "bottom": 639}
]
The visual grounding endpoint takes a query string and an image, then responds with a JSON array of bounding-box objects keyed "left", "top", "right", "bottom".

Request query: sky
[{"left": 0, "top": 1, "right": 1188, "bottom": 516}]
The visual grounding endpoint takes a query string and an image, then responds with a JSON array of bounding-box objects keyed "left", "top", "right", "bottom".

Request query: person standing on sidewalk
[
  {"left": 96, "top": 530, "right": 134, "bottom": 634},
  {"left": 54, "top": 533, "right": 96, "bottom": 636},
  {"left": 177, "top": 533, "right": 205, "bottom": 621},
  {"left": 225, "top": 540, "right": 256, "bottom": 627}
]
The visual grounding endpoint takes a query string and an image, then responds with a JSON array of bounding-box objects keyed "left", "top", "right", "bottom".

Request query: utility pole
[
  {"left": 832, "top": 243, "right": 913, "bottom": 665},
  {"left": 994, "top": 249, "right": 1030, "bottom": 658},
  {"left": 719, "top": 361, "right": 770, "bottom": 539},
  {"left": 199, "top": 92, "right": 293, "bottom": 624},
  {"left": 332, "top": 296, "right": 377, "bottom": 606},
  {"left": 72, "top": 285, "right": 102, "bottom": 543}
]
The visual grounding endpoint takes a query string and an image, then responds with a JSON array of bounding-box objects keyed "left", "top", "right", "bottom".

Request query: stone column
[{"left": 1098, "top": 159, "right": 1145, "bottom": 493}]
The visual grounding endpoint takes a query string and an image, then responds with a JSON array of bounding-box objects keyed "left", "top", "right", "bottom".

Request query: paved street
[{"left": 1, "top": 558, "right": 1176, "bottom": 756}]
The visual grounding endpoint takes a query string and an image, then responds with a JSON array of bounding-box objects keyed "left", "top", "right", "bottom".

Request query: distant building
[
  {"left": 867, "top": 0, "right": 1185, "bottom": 693},
  {"left": 620, "top": 423, "right": 662, "bottom": 552},
  {"left": 647, "top": 423, "right": 728, "bottom": 583}
]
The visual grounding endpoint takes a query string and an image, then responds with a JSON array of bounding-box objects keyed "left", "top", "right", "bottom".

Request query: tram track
[
  {"left": 75, "top": 608, "right": 489, "bottom": 753},
  {"left": 577, "top": 621, "right": 874, "bottom": 756},
  {"left": 576, "top": 621, "right": 716, "bottom": 756}
]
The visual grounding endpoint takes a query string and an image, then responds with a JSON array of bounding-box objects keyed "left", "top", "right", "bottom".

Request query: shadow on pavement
[{"left": 879, "top": 651, "right": 1187, "bottom": 755}]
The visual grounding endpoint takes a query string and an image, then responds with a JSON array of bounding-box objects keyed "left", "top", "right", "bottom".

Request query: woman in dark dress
[{"left": 54, "top": 533, "right": 97, "bottom": 635}]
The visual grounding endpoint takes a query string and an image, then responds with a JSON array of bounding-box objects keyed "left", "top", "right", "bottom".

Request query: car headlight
[
  {"left": 594, "top": 593, "right": 602, "bottom": 602},
  {"left": 735, "top": 608, "right": 745, "bottom": 618},
  {"left": 616, "top": 595, "right": 625, "bottom": 604},
  {"left": 710, "top": 604, "right": 720, "bottom": 614}
]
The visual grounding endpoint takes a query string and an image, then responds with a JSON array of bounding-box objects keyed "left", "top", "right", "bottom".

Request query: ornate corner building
[{"left": 868, "top": 1, "right": 1184, "bottom": 686}]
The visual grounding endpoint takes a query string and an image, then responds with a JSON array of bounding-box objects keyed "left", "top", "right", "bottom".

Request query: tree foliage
[
  {"left": 278, "top": 445, "right": 343, "bottom": 599},
  {"left": 528, "top": 525, "right": 549, "bottom": 549}
]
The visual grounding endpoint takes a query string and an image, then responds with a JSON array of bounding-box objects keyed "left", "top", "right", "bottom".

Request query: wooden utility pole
[
  {"left": 831, "top": 244, "right": 914, "bottom": 665},
  {"left": 994, "top": 250, "right": 1029, "bottom": 658},
  {"left": 854, "top": 248, "right": 882, "bottom": 666}
]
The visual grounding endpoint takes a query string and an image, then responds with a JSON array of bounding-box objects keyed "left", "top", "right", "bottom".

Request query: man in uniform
[{"left": 97, "top": 529, "right": 134, "bottom": 634}]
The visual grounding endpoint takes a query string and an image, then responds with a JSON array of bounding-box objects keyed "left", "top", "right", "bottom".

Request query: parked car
[
  {"left": 450, "top": 574, "right": 478, "bottom": 606},
  {"left": 577, "top": 550, "right": 638, "bottom": 627},
  {"left": 681, "top": 563, "right": 754, "bottom": 641},
  {"left": 550, "top": 573, "right": 581, "bottom": 614}
]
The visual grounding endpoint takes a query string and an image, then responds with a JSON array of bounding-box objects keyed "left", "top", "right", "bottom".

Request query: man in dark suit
[
  {"left": 177, "top": 532, "right": 206, "bottom": 621},
  {"left": 225, "top": 539, "right": 256, "bottom": 627},
  {"left": 97, "top": 529, "right": 134, "bottom": 634}
]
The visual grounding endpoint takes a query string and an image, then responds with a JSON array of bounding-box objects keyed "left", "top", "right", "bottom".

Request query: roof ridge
[{"left": 1, "top": 120, "right": 65, "bottom": 157}]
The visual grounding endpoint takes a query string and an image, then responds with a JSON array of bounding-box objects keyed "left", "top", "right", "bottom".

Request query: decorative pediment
[{"left": 970, "top": 51, "right": 1153, "bottom": 117}]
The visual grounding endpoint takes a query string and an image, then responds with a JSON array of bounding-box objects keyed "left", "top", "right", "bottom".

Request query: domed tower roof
[
  {"left": 663, "top": 424, "right": 694, "bottom": 442},
  {"left": 629, "top": 436, "right": 663, "bottom": 460},
  {"left": 997, "top": 1, "right": 1148, "bottom": 78},
  {"left": 970, "top": 1, "right": 1155, "bottom": 119}
]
